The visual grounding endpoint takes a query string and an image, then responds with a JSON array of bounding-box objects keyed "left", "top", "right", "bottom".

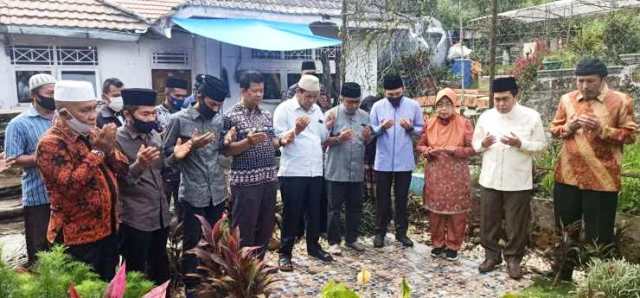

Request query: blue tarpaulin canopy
[{"left": 172, "top": 17, "right": 342, "bottom": 51}]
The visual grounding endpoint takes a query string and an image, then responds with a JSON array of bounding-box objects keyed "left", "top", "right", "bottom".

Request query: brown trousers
[
  {"left": 480, "top": 187, "right": 531, "bottom": 262},
  {"left": 429, "top": 212, "right": 468, "bottom": 251},
  {"left": 23, "top": 203, "right": 50, "bottom": 267}
]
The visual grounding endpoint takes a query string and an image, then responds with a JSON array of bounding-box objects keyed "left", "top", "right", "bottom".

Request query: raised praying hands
[
  {"left": 224, "top": 127, "right": 237, "bottom": 146},
  {"left": 136, "top": 144, "right": 161, "bottom": 168},
  {"left": 173, "top": 138, "right": 193, "bottom": 160},
  {"left": 0, "top": 152, "right": 15, "bottom": 172},
  {"left": 190, "top": 130, "right": 216, "bottom": 149},
  {"left": 91, "top": 123, "right": 117, "bottom": 154}
]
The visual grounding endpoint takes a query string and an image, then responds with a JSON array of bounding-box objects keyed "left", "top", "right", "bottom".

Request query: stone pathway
[{"left": 265, "top": 234, "right": 550, "bottom": 298}]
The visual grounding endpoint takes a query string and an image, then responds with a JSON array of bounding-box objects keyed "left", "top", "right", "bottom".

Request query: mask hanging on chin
[
  {"left": 58, "top": 109, "right": 94, "bottom": 137},
  {"left": 108, "top": 96, "right": 124, "bottom": 112}
]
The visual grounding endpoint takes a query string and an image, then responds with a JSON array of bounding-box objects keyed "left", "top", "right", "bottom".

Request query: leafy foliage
[
  {"left": 124, "top": 271, "right": 155, "bottom": 298},
  {"left": 577, "top": 258, "right": 640, "bottom": 298},
  {"left": 321, "top": 280, "right": 359, "bottom": 298},
  {"left": 188, "top": 213, "right": 279, "bottom": 298},
  {"left": 0, "top": 250, "right": 19, "bottom": 298}
]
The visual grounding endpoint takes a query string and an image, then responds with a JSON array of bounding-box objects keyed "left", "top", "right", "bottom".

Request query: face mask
[
  {"left": 132, "top": 116, "right": 159, "bottom": 134},
  {"left": 388, "top": 96, "right": 402, "bottom": 107},
  {"left": 197, "top": 99, "right": 219, "bottom": 119},
  {"left": 169, "top": 96, "right": 185, "bottom": 111},
  {"left": 108, "top": 96, "right": 124, "bottom": 112},
  {"left": 36, "top": 94, "right": 56, "bottom": 111},
  {"left": 59, "top": 109, "right": 94, "bottom": 137}
]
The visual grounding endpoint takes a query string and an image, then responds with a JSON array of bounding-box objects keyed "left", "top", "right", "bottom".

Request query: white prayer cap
[
  {"left": 298, "top": 74, "right": 320, "bottom": 92},
  {"left": 29, "top": 73, "right": 56, "bottom": 91},
  {"left": 54, "top": 80, "right": 97, "bottom": 102}
]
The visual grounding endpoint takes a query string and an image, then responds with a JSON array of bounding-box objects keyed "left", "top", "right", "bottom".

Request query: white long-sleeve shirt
[
  {"left": 472, "top": 104, "right": 547, "bottom": 191},
  {"left": 273, "top": 97, "right": 328, "bottom": 177}
]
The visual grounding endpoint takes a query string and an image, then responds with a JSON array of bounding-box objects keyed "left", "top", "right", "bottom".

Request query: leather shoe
[
  {"left": 278, "top": 256, "right": 293, "bottom": 272},
  {"left": 507, "top": 260, "right": 524, "bottom": 280},
  {"left": 309, "top": 249, "right": 334, "bottom": 262},
  {"left": 478, "top": 258, "right": 501, "bottom": 273},
  {"left": 373, "top": 234, "right": 385, "bottom": 248},
  {"left": 396, "top": 235, "right": 414, "bottom": 247}
]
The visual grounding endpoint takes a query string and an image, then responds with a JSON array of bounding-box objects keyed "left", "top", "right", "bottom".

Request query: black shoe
[
  {"left": 396, "top": 235, "right": 414, "bottom": 247},
  {"left": 431, "top": 247, "right": 445, "bottom": 258},
  {"left": 373, "top": 234, "right": 385, "bottom": 248},
  {"left": 308, "top": 249, "right": 334, "bottom": 262},
  {"left": 445, "top": 249, "right": 459, "bottom": 261},
  {"left": 346, "top": 241, "right": 366, "bottom": 252},
  {"left": 278, "top": 256, "right": 293, "bottom": 272}
]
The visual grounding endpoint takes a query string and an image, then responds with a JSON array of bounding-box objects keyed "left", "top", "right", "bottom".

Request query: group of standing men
[{"left": 1, "top": 56, "right": 636, "bottom": 294}]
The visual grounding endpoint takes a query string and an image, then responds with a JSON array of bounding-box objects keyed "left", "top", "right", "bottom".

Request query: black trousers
[
  {"left": 230, "top": 182, "right": 277, "bottom": 259},
  {"left": 23, "top": 203, "right": 50, "bottom": 267},
  {"left": 553, "top": 183, "right": 618, "bottom": 245},
  {"left": 165, "top": 179, "right": 182, "bottom": 222},
  {"left": 182, "top": 201, "right": 225, "bottom": 293},
  {"left": 297, "top": 178, "right": 328, "bottom": 238},
  {"left": 119, "top": 223, "right": 170, "bottom": 285},
  {"left": 327, "top": 181, "right": 363, "bottom": 245},
  {"left": 67, "top": 233, "right": 118, "bottom": 281},
  {"left": 375, "top": 171, "right": 412, "bottom": 237},
  {"left": 279, "top": 176, "right": 323, "bottom": 257}
]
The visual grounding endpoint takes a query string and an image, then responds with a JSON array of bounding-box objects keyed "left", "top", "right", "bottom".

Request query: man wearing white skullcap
[
  {"left": 273, "top": 74, "right": 333, "bottom": 271},
  {"left": 36, "top": 80, "right": 130, "bottom": 280},
  {"left": 4, "top": 73, "right": 56, "bottom": 267}
]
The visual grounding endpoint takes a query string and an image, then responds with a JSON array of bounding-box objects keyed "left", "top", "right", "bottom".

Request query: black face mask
[
  {"left": 132, "top": 117, "right": 159, "bottom": 134},
  {"left": 197, "top": 100, "right": 219, "bottom": 119},
  {"left": 388, "top": 96, "right": 402, "bottom": 107},
  {"left": 36, "top": 94, "right": 56, "bottom": 111}
]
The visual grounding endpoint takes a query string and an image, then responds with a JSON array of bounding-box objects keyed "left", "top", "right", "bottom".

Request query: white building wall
[{"left": 345, "top": 34, "right": 378, "bottom": 97}]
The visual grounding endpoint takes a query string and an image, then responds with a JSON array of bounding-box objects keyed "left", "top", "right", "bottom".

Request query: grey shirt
[
  {"left": 162, "top": 106, "right": 226, "bottom": 208},
  {"left": 116, "top": 126, "right": 170, "bottom": 232},
  {"left": 324, "top": 106, "right": 370, "bottom": 182}
]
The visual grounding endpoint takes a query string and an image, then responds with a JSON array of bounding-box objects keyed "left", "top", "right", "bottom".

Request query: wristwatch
[{"left": 91, "top": 149, "right": 105, "bottom": 158}]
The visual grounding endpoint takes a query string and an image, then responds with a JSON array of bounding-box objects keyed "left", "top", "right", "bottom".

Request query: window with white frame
[
  {"left": 9, "top": 45, "right": 99, "bottom": 103},
  {"left": 314, "top": 46, "right": 340, "bottom": 60},
  {"left": 284, "top": 49, "right": 312, "bottom": 60},
  {"left": 152, "top": 50, "right": 190, "bottom": 65},
  {"left": 251, "top": 49, "right": 283, "bottom": 60}
]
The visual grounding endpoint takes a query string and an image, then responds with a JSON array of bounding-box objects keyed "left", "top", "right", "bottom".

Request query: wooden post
[{"left": 488, "top": 0, "right": 498, "bottom": 108}]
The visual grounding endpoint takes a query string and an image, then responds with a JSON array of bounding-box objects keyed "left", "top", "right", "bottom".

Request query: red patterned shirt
[{"left": 36, "top": 119, "right": 129, "bottom": 245}]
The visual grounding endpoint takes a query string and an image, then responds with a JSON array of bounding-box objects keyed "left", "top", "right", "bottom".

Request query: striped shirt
[
  {"left": 4, "top": 106, "right": 52, "bottom": 206},
  {"left": 550, "top": 85, "right": 638, "bottom": 192}
]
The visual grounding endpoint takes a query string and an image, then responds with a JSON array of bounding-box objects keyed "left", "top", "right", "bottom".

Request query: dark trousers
[
  {"left": 67, "top": 234, "right": 118, "bottom": 281},
  {"left": 230, "top": 182, "right": 277, "bottom": 259},
  {"left": 182, "top": 201, "right": 225, "bottom": 294},
  {"left": 480, "top": 187, "right": 531, "bottom": 262},
  {"left": 553, "top": 183, "right": 618, "bottom": 245},
  {"left": 165, "top": 179, "right": 182, "bottom": 222},
  {"left": 23, "top": 203, "right": 50, "bottom": 267},
  {"left": 297, "top": 178, "right": 328, "bottom": 238},
  {"left": 327, "top": 181, "right": 363, "bottom": 245},
  {"left": 375, "top": 171, "right": 411, "bottom": 237},
  {"left": 279, "top": 176, "right": 323, "bottom": 257},
  {"left": 119, "top": 223, "right": 170, "bottom": 285}
]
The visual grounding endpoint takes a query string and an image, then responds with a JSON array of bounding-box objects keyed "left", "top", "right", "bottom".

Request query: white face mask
[
  {"left": 108, "top": 96, "right": 124, "bottom": 112},
  {"left": 57, "top": 109, "right": 94, "bottom": 137}
]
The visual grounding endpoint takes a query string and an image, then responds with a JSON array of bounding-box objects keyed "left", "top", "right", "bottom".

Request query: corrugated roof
[
  {"left": 180, "top": 0, "right": 342, "bottom": 17},
  {"left": 0, "top": 0, "right": 148, "bottom": 32}
]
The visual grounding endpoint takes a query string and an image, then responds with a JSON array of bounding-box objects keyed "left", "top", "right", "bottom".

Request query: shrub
[
  {"left": 0, "top": 250, "right": 19, "bottom": 298},
  {"left": 576, "top": 258, "right": 640, "bottom": 297}
]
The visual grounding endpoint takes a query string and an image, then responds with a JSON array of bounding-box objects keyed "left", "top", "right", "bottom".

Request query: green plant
[
  {"left": 189, "top": 213, "right": 279, "bottom": 298},
  {"left": 576, "top": 259, "right": 640, "bottom": 298},
  {"left": 503, "top": 277, "right": 575, "bottom": 298},
  {"left": 321, "top": 280, "right": 359, "bottom": 298},
  {"left": 125, "top": 271, "right": 155, "bottom": 298},
  {"left": 0, "top": 250, "right": 19, "bottom": 298},
  {"left": 400, "top": 278, "right": 411, "bottom": 298},
  {"left": 74, "top": 279, "right": 108, "bottom": 298}
]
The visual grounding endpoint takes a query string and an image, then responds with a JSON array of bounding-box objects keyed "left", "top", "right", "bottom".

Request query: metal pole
[{"left": 488, "top": 0, "right": 498, "bottom": 108}]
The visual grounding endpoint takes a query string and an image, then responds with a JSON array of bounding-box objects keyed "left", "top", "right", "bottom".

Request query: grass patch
[{"left": 503, "top": 277, "right": 576, "bottom": 298}]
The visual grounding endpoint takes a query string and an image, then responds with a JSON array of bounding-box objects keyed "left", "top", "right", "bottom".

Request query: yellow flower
[{"left": 357, "top": 269, "right": 371, "bottom": 285}]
